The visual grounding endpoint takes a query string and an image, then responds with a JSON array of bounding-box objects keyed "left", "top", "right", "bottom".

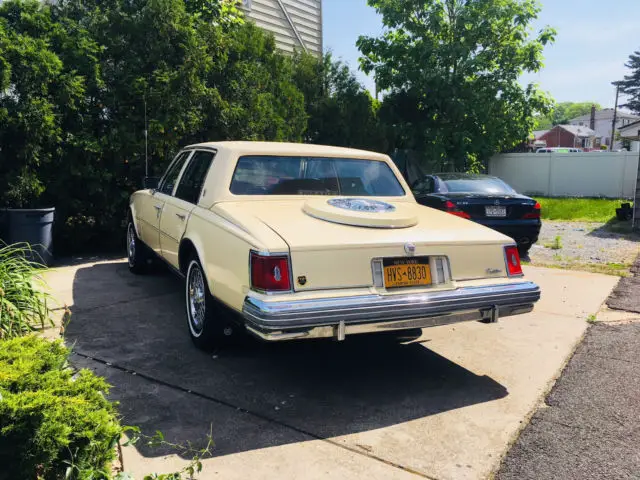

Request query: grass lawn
[{"left": 535, "top": 197, "right": 627, "bottom": 223}]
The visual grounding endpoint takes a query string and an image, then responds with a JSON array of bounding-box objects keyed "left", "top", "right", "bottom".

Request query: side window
[
  {"left": 412, "top": 176, "right": 434, "bottom": 195},
  {"left": 175, "top": 150, "right": 215, "bottom": 204},
  {"left": 159, "top": 152, "right": 190, "bottom": 195}
]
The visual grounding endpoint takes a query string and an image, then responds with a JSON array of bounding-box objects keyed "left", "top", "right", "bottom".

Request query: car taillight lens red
[
  {"left": 504, "top": 246, "right": 523, "bottom": 276},
  {"left": 444, "top": 200, "right": 471, "bottom": 219},
  {"left": 522, "top": 202, "right": 541, "bottom": 219},
  {"left": 250, "top": 252, "right": 291, "bottom": 292}
]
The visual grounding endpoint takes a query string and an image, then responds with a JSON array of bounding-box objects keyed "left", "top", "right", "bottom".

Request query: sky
[{"left": 322, "top": 0, "right": 639, "bottom": 109}]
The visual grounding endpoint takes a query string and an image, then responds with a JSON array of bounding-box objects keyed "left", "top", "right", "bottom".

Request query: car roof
[
  {"left": 431, "top": 173, "right": 498, "bottom": 180},
  {"left": 186, "top": 141, "right": 390, "bottom": 161}
]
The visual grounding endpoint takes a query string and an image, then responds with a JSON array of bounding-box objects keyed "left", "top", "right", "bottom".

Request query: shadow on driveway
[{"left": 65, "top": 261, "right": 508, "bottom": 459}]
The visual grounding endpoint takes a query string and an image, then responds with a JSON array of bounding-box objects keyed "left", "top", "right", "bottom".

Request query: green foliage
[
  {"left": 293, "top": 52, "right": 384, "bottom": 151},
  {"left": 121, "top": 427, "right": 214, "bottom": 480},
  {"left": 616, "top": 50, "right": 640, "bottom": 113},
  {"left": 0, "top": 0, "right": 308, "bottom": 252},
  {"left": 0, "top": 336, "right": 122, "bottom": 480},
  {"left": 534, "top": 101, "right": 602, "bottom": 130},
  {"left": 536, "top": 197, "right": 622, "bottom": 223},
  {"left": 357, "top": 0, "right": 556, "bottom": 171},
  {"left": 0, "top": 242, "right": 52, "bottom": 339},
  {"left": 543, "top": 235, "right": 562, "bottom": 250}
]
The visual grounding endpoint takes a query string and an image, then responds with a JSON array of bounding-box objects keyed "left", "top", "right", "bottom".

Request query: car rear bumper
[
  {"left": 475, "top": 220, "right": 541, "bottom": 246},
  {"left": 242, "top": 281, "right": 540, "bottom": 341}
]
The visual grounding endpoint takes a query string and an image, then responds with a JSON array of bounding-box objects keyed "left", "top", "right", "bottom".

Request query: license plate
[
  {"left": 485, "top": 206, "right": 507, "bottom": 217},
  {"left": 383, "top": 257, "right": 432, "bottom": 288}
]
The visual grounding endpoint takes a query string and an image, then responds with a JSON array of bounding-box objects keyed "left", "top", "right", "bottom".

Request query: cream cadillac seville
[{"left": 128, "top": 142, "right": 540, "bottom": 350}]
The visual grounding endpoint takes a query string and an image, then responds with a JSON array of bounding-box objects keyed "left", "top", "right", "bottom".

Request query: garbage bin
[
  {"left": 6, "top": 207, "right": 55, "bottom": 265},
  {"left": 0, "top": 208, "right": 7, "bottom": 244}
]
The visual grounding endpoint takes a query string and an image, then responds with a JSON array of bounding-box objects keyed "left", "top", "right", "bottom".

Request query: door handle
[
  {"left": 176, "top": 213, "right": 186, "bottom": 221},
  {"left": 153, "top": 204, "right": 163, "bottom": 211}
]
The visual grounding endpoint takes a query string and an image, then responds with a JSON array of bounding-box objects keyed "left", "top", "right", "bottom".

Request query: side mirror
[{"left": 143, "top": 176, "right": 160, "bottom": 189}]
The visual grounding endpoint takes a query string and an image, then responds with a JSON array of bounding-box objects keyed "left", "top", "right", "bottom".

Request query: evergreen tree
[{"left": 617, "top": 50, "right": 640, "bottom": 113}]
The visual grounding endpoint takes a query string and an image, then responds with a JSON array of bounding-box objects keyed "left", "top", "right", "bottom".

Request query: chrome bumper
[{"left": 242, "top": 281, "right": 540, "bottom": 342}]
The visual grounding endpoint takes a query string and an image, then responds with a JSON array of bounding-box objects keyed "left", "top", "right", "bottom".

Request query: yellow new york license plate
[{"left": 383, "top": 257, "right": 432, "bottom": 288}]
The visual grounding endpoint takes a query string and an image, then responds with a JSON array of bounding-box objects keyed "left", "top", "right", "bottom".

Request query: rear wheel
[
  {"left": 185, "top": 256, "right": 239, "bottom": 350},
  {"left": 127, "top": 220, "right": 150, "bottom": 274},
  {"left": 517, "top": 245, "right": 531, "bottom": 258}
]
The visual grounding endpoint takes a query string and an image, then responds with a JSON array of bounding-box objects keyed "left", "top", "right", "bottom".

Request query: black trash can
[
  {"left": 0, "top": 208, "right": 7, "bottom": 244},
  {"left": 6, "top": 207, "right": 55, "bottom": 265}
]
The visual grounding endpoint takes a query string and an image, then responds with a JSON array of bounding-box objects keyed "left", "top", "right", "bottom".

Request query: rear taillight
[
  {"left": 444, "top": 200, "right": 471, "bottom": 219},
  {"left": 522, "top": 201, "right": 541, "bottom": 219},
  {"left": 504, "top": 246, "right": 523, "bottom": 276},
  {"left": 250, "top": 251, "right": 291, "bottom": 292}
]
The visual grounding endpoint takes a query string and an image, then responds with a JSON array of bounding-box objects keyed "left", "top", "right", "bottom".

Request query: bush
[
  {"left": 0, "top": 242, "right": 52, "bottom": 339},
  {"left": 0, "top": 336, "right": 122, "bottom": 480}
]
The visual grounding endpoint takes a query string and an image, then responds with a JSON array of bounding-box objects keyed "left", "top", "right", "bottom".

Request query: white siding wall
[
  {"left": 241, "top": 0, "right": 322, "bottom": 56},
  {"left": 489, "top": 152, "right": 639, "bottom": 198}
]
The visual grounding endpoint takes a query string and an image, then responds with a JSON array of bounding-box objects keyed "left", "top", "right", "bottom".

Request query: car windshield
[
  {"left": 440, "top": 176, "right": 516, "bottom": 195},
  {"left": 230, "top": 156, "right": 406, "bottom": 196}
]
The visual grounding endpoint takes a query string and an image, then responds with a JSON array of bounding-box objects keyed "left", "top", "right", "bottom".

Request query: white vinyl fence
[{"left": 489, "top": 152, "right": 639, "bottom": 198}]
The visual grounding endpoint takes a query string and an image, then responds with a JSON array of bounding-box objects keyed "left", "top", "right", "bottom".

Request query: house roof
[
  {"left": 570, "top": 108, "right": 640, "bottom": 123},
  {"left": 557, "top": 124, "right": 596, "bottom": 137},
  {"left": 533, "top": 130, "right": 549, "bottom": 139},
  {"left": 618, "top": 119, "right": 640, "bottom": 139}
]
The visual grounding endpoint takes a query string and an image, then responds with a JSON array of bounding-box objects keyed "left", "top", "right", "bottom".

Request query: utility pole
[
  {"left": 611, "top": 84, "right": 620, "bottom": 151},
  {"left": 144, "top": 93, "right": 149, "bottom": 177}
]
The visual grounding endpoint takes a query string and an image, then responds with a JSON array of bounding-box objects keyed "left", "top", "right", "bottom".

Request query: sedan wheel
[
  {"left": 186, "top": 261, "right": 207, "bottom": 337},
  {"left": 185, "top": 256, "right": 239, "bottom": 350},
  {"left": 127, "top": 221, "right": 149, "bottom": 274}
]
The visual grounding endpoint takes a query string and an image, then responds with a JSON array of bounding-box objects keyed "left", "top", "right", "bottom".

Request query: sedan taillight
[
  {"left": 522, "top": 202, "right": 541, "bottom": 219},
  {"left": 504, "top": 245, "right": 523, "bottom": 276},
  {"left": 250, "top": 251, "right": 291, "bottom": 292},
  {"left": 444, "top": 200, "right": 471, "bottom": 219}
]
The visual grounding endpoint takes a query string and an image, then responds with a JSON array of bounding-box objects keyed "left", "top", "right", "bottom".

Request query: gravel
[{"left": 527, "top": 221, "right": 640, "bottom": 269}]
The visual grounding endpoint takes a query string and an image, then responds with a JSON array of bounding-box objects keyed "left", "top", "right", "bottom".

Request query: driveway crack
[{"left": 71, "top": 350, "right": 435, "bottom": 480}]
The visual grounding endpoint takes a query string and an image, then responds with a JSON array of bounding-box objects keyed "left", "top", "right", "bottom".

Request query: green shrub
[
  {"left": 0, "top": 242, "right": 52, "bottom": 339},
  {"left": 0, "top": 336, "right": 122, "bottom": 480}
]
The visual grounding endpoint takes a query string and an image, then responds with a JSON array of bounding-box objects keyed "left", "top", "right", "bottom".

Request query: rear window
[
  {"left": 230, "top": 156, "right": 406, "bottom": 196},
  {"left": 441, "top": 177, "right": 516, "bottom": 195}
]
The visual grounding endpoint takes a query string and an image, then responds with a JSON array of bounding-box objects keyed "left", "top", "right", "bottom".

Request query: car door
[
  {"left": 141, "top": 151, "right": 192, "bottom": 255},
  {"left": 159, "top": 150, "right": 216, "bottom": 269}
]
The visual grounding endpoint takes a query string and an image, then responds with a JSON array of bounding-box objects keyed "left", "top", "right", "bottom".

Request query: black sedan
[{"left": 411, "top": 173, "right": 541, "bottom": 256}]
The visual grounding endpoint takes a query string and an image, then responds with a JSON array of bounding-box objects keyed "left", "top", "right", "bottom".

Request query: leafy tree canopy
[
  {"left": 357, "top": 0, "right": 555, "bottom": 171},
  {"left": 616, "top": 50, "right": 640, "bottom": 113},
  {"left": 534, "top": 101, "right": 602, "bottom": 130}
]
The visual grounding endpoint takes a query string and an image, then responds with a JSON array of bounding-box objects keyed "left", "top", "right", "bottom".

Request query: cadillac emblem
[
  {"left": 404, "top": 242, "right": 416, "bottom": 256},
  {"left": 328, "top": 198, "right": 396, "bottom": 213}
]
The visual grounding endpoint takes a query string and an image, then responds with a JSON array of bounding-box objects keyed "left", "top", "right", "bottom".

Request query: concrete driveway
[{"left": 44, "top": 260, "right": 618, "bottom": 480}]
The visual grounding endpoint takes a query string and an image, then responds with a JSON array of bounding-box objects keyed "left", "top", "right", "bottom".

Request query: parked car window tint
[
  {"left": 159, "top": 152, "right": 190, "bottom": 195},
  {"left": 230, "top": 156, "right": 406, "bottom": 196},
  {"left": 175, "top": 151, "right": 215, "bottom": 204},
  {"left": 440, "top": 176, "right": 516, "bottom": 195},
  {"left": 412, "top": 176, "right": 435, "bottom": 195}
]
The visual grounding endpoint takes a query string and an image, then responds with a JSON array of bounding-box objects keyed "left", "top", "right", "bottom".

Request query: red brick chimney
[{"left": 590, "top": 105, "right": 596, "bottom": 130}]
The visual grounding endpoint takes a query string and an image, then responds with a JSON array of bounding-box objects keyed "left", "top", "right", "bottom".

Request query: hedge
[{"left": 0, "top": 336, "right": 122, "bottom": 480}]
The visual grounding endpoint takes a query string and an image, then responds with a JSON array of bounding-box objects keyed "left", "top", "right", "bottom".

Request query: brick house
[{"left": 539, "top": 125, "right": 596, "bottom": 150}]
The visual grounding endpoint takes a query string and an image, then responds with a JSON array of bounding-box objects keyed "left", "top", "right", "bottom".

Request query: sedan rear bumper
[{"left": 242, "top": 281, "right": 540, "bottom": 341}]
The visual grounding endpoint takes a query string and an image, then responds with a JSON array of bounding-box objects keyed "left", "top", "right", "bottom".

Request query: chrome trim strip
[
  {"left": 242, "top": 281, "right": 540, "bottom": 331},
  {"left": 244, "top": 303, "right": 535, "bottom": 342}
]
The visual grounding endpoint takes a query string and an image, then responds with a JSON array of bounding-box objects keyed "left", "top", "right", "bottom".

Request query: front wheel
[
  {"left": 185, "top": 256, "right": 240, "bottom": 350},
  {"left": 127, "top": 221, "right": 150, "bottom": 274}
]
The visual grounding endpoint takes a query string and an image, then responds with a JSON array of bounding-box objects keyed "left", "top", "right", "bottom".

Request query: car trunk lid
[{"left": 216, "top": 199, "right": 513, "bottom": 291}]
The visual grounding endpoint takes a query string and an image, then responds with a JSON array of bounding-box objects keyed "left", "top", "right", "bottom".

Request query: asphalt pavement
[{"left": 497, "top": 255, "right": 640, "bottom": 480}]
